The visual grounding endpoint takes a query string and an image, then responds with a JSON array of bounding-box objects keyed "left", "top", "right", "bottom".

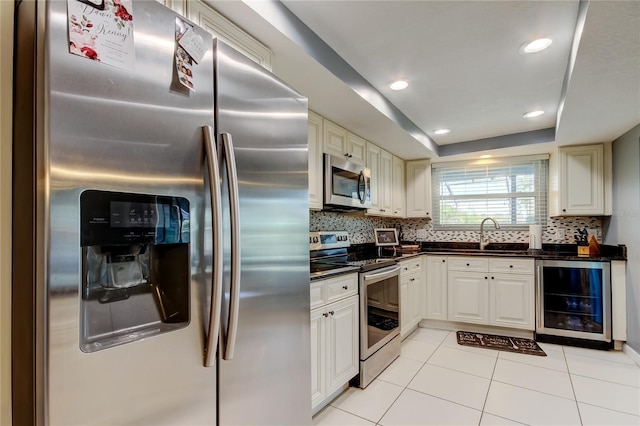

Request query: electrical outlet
[
  {"left": 417, "top": 229, "right": 427, "bottom": 239},
  {"left": 556, "top": 228, "right": 565, "bottom": 239},
  {"left": 587, "top": 228, "right": 598, "bottom": 238}
]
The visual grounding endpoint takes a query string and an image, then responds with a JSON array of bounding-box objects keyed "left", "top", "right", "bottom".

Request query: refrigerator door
[
  {"left": 17, "top": 1, "right": 216, "bottom": 424},
  {"left": 214, "top": 40, "right": 311, "bottom": 425}
]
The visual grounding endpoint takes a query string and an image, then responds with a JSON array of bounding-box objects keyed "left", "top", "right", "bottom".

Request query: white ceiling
[{"left": 206, "top": 0, "right": 640, "bottom": 160}]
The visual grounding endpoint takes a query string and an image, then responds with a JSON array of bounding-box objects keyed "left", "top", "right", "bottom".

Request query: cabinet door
[
  {"left": 347, "top": 133, "right": 367, "bottom": 166},
  {"left": 448, "top": 272, "right": 489, "bottom": 324},
  {"left": 326, "top": 296, "right": 359, "bottom": 394},
  {"left": 366, "top": 143, "right": 382, "bottom": 215},
  {"left": 406, "top": 160, "right": 432, "bottom": 218},
  {"left": 560, "top": 144, "right": 604, "bottom": 215},
  {"left": 323, "top": 119, "right": 348, "bottom": 159},
  {"left": 308, "top": 111, "right": 323, "bottom": 210},
  {"left": 400, "top": 271, "right": 422, "bottom": 339},
  {"left": 310, "top": 308, "right": 326, "bottom": 409},
  {"left": 392, "top": 155, "right": 405, "bottom": 217},
  {"left": 426, "top": 256, "right": 448, "bottom": 320},
  {"left": 490, "top": 273, "right": 534, "bottom": 330},
  {"left": 379, "top": 149, "right": 394, "bottom": 216},
  {"left": 400, "top": 276, "right": 410, "bottom": 338},
  {"left": 186, "top": 0, "right": 273, "bottom": 70},
  {"left": 409, "top": 274, "right": 423, "bottom": 329}
]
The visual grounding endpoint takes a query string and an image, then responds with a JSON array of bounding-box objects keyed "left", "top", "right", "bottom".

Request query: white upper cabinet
[
  {"left": 392, "top": 155, "right": 405, "bottom": 218},
  {"left": 378, "top": 149, "right": 394, "bottom": 216},
  {"left": 550, "top": 143, "right": 612, "bottom": 216},
  {"left": 156, "top": 0, "right": 186, "bottom": 15},
  {"left": 323, "top": 119, "right": 366, "bottom": 166},
  {"left": 366, "top": 142, "right": 382, "bottom": 215},
  {"left": 406, "top": 160, "right": 432, "bottom": 218},
  {"left": 185, "top": 0, "right": 273, "bottom": 71},
  {"left": 346, "top": 133, "right": 367, "bottom": 166},
  {"left": 308, "top": 111, "right": 323, "bottom": 211}
]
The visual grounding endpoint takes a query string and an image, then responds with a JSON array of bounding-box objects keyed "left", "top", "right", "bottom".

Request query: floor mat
[{"left": 456, "top": 331, "right": 547, "bottom": 356}]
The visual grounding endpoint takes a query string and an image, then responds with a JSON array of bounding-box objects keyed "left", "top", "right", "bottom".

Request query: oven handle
[{"left": 362, "top": 266, "right": 401, "bottom": 282}]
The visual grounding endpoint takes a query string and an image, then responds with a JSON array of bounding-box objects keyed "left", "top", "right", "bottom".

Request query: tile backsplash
[{"left": 310, "top": 211, "right": 602, "bottom": 245}]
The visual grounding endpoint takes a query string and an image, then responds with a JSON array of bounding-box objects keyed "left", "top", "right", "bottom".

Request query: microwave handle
[{"left": 358, "top": 171, "right": 365, "bottom": 204}]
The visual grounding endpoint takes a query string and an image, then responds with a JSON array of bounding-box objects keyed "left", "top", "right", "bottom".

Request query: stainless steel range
[{"left": 310, "top": 231, "right": 401, "bottom": 388}]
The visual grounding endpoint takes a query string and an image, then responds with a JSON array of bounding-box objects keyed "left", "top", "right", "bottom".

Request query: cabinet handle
[
  {"left": 342, "top": 285, "right": 348, "bottom": 290},
  {"left": 415, "top": 264, "right": 420, "bottom": 267},
  {"left": 410, "top": 278, "right": 415, "bottom": 282},
  {"left": 466, "top": 263, "right": 470, "bottom": 266},
  {"left": 381, "top": 209, "right": 386, "bottom": 212},
  {"left": 509, "top": 265, "right": 513, "bottom": 268},
  {"left": 329, "top": 311, "right": 334, "bottom": 316},
  {"left": 491, "top": 276, "right": 495, "bottom": 279},
  {"left": 426, "top": 212, "right": 429, "bottom": 216},
  {"left": 404, "top": 267, "right": 408, "bottom": 271},
  {"left": 562, "top": 208, "right": 566, "bottom": 212},
  {"left": 484, "top": 276, "right": 488, "bottom": 279},
  {"left": 442, "top": 259, "right": 446, "bottom": 263},
  {"left": 322, "top": 312, "right": 329, "bottom": 317}
]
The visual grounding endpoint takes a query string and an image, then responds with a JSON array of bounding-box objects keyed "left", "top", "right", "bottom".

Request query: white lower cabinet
[
  {"left": 425, "top": 256, "right": 448, "bottom": 320},
  {"left": 448, "top": 271, "right": 489, "bottom": 324},
  {"left": 446, "top": 256, "right": 534, "bottom": 330},
  {"left": 310, "top": 274, "right": 359, "bottom": 412},
  {"left": 489, "top": 279, "right": 534, "bottom": 330},
  {"left": 399, "top": 258, "right": 424, "bottom": 339}
]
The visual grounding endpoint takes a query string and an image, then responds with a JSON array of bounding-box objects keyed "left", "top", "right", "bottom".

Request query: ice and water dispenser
[{"left": 80, "top": 190, "right": 190, "bottom": 352}]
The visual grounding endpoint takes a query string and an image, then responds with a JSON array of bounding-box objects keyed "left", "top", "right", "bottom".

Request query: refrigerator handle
[
  {"left": 203, "top": 126, "right": 224, "bottom": 368},
  {"left": 221, "top": 132, "right": 241, "bottom": 360}
]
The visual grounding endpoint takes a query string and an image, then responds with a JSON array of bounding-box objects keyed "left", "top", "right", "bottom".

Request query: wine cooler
[{"left": 536, "top": 259, "right": 611, "bottom": 347}]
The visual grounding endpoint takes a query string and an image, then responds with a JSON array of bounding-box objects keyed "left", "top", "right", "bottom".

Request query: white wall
[
  {"left": 604, "top": 124, "right": 640, "bottom": 353},
  {"left": 0, "top": 1, "right": 14, "bottom": 424}
]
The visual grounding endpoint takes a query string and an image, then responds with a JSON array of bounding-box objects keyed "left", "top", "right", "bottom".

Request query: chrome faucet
[{"left": 479, "top": 217, "right": 501, "bottom": 250}]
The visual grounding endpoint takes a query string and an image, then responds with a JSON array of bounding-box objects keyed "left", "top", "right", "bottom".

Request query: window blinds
[{"left": 431, "top": 155, "right": 549, "bottom": 230}]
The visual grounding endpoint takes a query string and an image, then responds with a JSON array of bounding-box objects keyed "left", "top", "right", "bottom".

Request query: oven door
[
  {"left": 324, "top": 154, "right": 371, "bottom": 209},
  {"left": 359, "top": 265, "right": 401, "bottom": 359},
  {"left": 536, "top": 260, "right": 611, "bottom": 342}
]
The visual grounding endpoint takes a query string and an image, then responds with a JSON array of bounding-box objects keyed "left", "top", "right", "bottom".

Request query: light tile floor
[{"left": 313, "top": 327, "right": 640, "bottom": 426}]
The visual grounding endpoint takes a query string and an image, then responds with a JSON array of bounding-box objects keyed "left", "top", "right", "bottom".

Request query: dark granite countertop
[
  {"left": 349, "top": 242, "right": 627, "bottom": 262},
  {"left": 417, "top": 242, "right": 627, "bottom": 262},
  {"left": 310, "top": 242, "right": 627, "bottom": 281}
]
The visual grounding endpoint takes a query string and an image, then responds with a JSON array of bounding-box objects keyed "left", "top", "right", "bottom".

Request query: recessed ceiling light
[
  {"left": 523, "top": 110, "right": 545, "bottom": 118},
  {"left": 390, "top": 80, "right": 409, "bottom": 91},
  {"left": 523, "top": 38, "right": 553, "bottom": 54},
  {"left": 434, "top": 128, "right": 451, "bottom": 135}
]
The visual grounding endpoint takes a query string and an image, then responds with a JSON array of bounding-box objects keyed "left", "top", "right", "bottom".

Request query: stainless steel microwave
[{"left": 324, "top": 154, "right": 372, "bottom": 210}]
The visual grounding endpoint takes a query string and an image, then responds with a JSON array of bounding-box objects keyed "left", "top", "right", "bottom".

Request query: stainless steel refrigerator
[{"left": 12, "top": 1, "right": 311, "bottom": 424}]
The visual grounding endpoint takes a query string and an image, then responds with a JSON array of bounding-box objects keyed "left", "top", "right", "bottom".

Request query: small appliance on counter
[{"left": 528, "top": 224, "right": 542, "bottom": 253}]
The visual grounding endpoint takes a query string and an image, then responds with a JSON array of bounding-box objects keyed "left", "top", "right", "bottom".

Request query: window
[{"left": 431, "top": 155, "right": 548, "bottom": 230}]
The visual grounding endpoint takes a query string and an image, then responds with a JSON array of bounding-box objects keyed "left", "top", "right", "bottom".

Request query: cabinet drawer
[
  {"left": 310, "top": 281, "right": 327, "bottom": 310},
  {"left": 489, "top": 258, "right": 534, "bottom": 274},
  {"left": 447, "top": 256, "right": 489, "bottom": 272},
  {"left": 399, "top": 257, "right": 422, "bottom": 275},
  {"left": 326, "top": 274, "right": 358, "bottom": 303}
]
